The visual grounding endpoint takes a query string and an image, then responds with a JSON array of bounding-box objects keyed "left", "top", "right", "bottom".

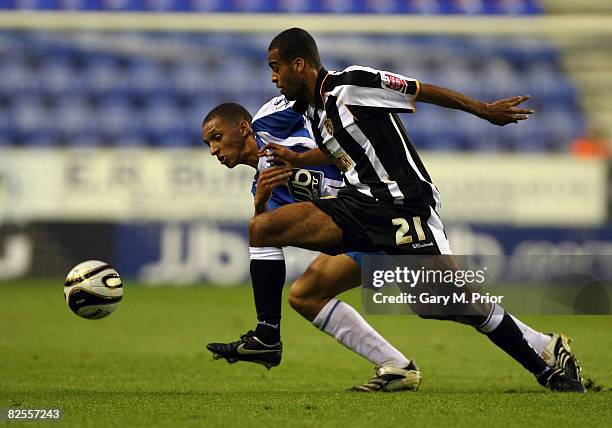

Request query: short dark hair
[
  {"left": 202, "top": 102, "right": 252, "bottom": 127},
  {"left": 268, "top": 27, "right": 321, "bottom": 68}
]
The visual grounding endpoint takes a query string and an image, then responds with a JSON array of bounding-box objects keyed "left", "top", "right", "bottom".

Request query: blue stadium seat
[
  {"left": 11, "top": 96, "right": 54, "bottom": 135},
  {"left": 190, "top": 95, "right": 225, "bottom": 130},
  {"left": 526, "top": 64, "right": 577, "bottom": 105},
  {"left": 174, "top": 61, "right": 219, "bottom": 93},
  {"left": 187, "top": 0, "right": 232, "bottom": 12},
  {"left": 144, "top": 0, "right": 188, "bottom": 11},
  {"left": 478, "top": 59, "right": 523, "bottom": 100},
  {"left": 0, "top": 59, "right": 37, "bottom": 93},
  {"left": 54, "top": 97, "right": 98, "bottom": 136},
  {"left": 368, "top": 0, "right": 411, "bottom": 14},
  {"left": 404, "top": 0, "right": 445, "bottom": 14},
  {"left": 25, "top": 132, "right": 60, "bottom": 146},
  {"left": 112, "top": 130, "right": 150, "bottom": 146},
  {"left": 276, "top": 0, "right": 320, "bottom": 13},
  {"left": 56, "top": 0, "right": 102, "bottom": 9},
  {"left": 153, "top": 129, "right": 195, "bottom": 147},
  {"left": 446, "top": 0, "right": 490, "bottom": 15},
  {"left": 144, "top": 97, "right": 185, "bottom": 139},
  {"left": 97, "top": 95, "right": 138, "bottom": 136},
  {"left": 540, "top": 109, "right": 585, "bottom": 151},
  {"left": 503, "top": 116, "right": 546, "bottom": 152},
  {"left": 42, "top": 59, "right": 79, "bottom": 93},
  {"left": 85, "top": 57, "right": 127, "bottom": 92},
  {"left": 9, "top": 0, "right": 57, "bottom": 9},
  {"left": 98, "top": 0, "right": 145, "bottom": 10},
  {"left": 0, "top": 98, "right": 10, "bottom": 132},
  {"left": 231, "top": 0, "right": 278, "bottom": 12},
  {"left": 126, "top": 59, "right": 168, "bottom": 93},
  {"left": 67, "top": 132, "right": 105, "bottom": 146}
]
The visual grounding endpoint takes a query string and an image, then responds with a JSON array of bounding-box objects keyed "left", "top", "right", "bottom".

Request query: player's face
[
  {"left": 202, "top": 118, "right": 246, "bottom": 169},
  {"left": 268, "top": 48, "right": 304, "bottom": 101}
]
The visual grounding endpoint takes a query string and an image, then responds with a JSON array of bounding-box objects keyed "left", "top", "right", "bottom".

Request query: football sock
[
  {"left": 313, "top": 299, "right": 411, "bottom": 368},
  {"left": 479, "top": 304, "right": 549, "bottom": 377},
  {"left": 249, "top": 247, "right": 285, "bottom": 345},
  {"left": 510, "top": 315, "right": 551, "bottom": 355}
]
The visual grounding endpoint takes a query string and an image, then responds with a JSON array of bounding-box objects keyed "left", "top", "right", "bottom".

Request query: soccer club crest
[{"left": 324, "top": 118, "right": 334, "bottom": 135}]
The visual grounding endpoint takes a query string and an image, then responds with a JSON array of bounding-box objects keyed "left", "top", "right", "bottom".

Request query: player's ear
[
  {"left": 294, "top": 57, "right": 305, "bottom": 73},
  {"left": 239, "top": 120, "right": 252, "bottom": 137}
]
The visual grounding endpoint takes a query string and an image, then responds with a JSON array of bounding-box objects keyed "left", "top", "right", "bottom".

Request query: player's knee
[
  {"left": 287, "top": 290, "right": 305, "bottom": 312},
  {"left": 248, "top": 216, "right": 270, "bottom": 247},
  {"left": 287, "top": 289, "right": 314, "bottom": 319},
  {"left": 288, "top": 279, "right": 329, "bottom": 321}
]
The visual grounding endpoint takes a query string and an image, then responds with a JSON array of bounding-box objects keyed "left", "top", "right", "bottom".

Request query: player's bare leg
[
  {"left": 267, "top": 195, "right": 582, "bottom": 389},
  {"left": 250, "top": 203, "right": 583, "bottom": 391},
  {"left": 408, "top": 254, "right": 585, "bottom": 392},
  {"left": 288, "top": 253, "right": 360, "bottom": 320},
  {"left": 288, "top": 253, "right": 421, "bottom": 392},
  {"left": 249, "top": 201, "right": 344, "bottom": 253}
]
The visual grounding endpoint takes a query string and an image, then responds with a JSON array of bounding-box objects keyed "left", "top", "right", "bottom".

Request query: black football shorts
[{"left": 312, "top": 188, "right": 451, "bottom": 255}]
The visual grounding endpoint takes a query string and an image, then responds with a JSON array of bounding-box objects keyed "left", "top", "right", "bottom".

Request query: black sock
[
  {"left": 484, "top": 312, "right": 549, "bottom": 378},
  {"left": 250, "top": 259, "right": 285, "bottom": 344}
]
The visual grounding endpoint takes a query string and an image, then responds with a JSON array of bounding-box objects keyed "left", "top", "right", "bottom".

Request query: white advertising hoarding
[
  {"left": 425, "top": 154, "right": 608, "bottom": 225},
  {"left": 0, "top": 148, "right": 255, "bottom": 222},
  {"left": 0, "top": 149, "right": 607, "bottom": 225}
]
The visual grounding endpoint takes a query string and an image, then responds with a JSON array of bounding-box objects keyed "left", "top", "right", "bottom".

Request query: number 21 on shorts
[{"left": 392, "top": 216, "right": 426, "bottom": 246}]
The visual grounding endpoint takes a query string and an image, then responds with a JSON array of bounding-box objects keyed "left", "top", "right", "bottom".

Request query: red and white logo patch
[{"left": 382, "top": 73, "right": 408, "bottom": 94}]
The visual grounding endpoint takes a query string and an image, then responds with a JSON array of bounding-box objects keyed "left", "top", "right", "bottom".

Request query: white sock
[
  {"left": 510, "top": 314, "right": 551, "bottom": 355},
  {"left": 249, "top": 246, "right": 284, "bottom": 260},
  {"left": 312, "top": 299, "right": 411, "bottom": 368},
  {"left": 478, "top": 305, "right": 550, "bottom": 355},
  {"left": 477, "top": 303, "right": 505, "bottom": 333}
]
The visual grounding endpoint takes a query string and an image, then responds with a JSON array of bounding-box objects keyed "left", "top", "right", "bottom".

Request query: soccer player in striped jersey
[
  {"left": 203, "top": 98, "right": 582, "bottom": 393},
  {"left": 203, "top": 99, "right": 422, "bottom": 392},
  {"left": 246, "top": 27, "right": 585, "bottom": 392}
]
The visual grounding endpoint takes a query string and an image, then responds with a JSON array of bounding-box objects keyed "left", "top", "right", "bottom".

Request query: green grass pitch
[{"left": 1, "top": 281, "right": 611, "bottom": 427}]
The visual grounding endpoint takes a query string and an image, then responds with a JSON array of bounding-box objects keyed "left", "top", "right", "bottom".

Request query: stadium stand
[
  {"left": 0, "top": 0, "right": 544, "bottom": 14},
  {"left": 0, "top": 0, "right": 587, "bottom": 150}
]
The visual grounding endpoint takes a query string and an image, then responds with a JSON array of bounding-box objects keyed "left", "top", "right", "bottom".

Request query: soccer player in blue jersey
[{"left": 202, "top": 99, "right": 421, "bottom": 391}]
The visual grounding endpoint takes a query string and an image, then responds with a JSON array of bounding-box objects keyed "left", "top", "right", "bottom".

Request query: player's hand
[
  {"left": 482, "top": 95, "right": 534, "bottom": 126},
  {"left": 254, "top": 166, "right": 293, "bottom": 213},
  {"left": 258, "top": 143, "right": 300, "bottom": 168}
]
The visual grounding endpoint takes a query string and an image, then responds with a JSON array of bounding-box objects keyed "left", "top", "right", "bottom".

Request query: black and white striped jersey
[{"left": 296, "top": 66, "right": 440, "bottom": 210}]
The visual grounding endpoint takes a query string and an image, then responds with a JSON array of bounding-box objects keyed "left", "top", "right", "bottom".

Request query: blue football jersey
[{"left": 251, "top": 96, "right": 343, "bottom": 210}]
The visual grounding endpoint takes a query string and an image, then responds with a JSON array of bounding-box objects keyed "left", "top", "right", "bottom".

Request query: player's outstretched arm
[
  {"left": 259, "top": 143, "right": 333, "bottom": 168},
  {"left": 254, "top": 166, "right": 293, "bottom": 215},
  {"left": 416, "top": 83, "right": 534, "bottom": 126}
]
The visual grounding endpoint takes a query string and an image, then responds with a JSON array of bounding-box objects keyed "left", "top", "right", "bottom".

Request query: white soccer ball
[{"left": 64, "top": 260, "right": 124, "bottom": 319}]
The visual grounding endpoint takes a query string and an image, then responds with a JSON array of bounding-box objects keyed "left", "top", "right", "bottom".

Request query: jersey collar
[{"left": 314, "top": 67, "right": 328, "bottom": 109}]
